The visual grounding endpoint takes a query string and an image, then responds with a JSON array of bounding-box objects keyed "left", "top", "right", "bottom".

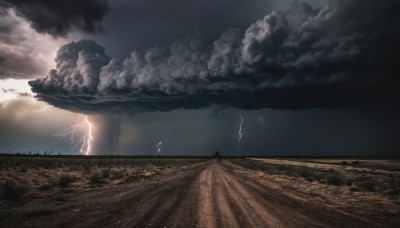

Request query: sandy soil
[{"left": 1, "top": 160, "right": 398, "bottom": 227}]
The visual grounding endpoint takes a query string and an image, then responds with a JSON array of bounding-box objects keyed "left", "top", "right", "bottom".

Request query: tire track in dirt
[
  {"left": 198, "top": 161, "right": 240, "bottom": 228},
  {"left": 20, "top": 163, "right": 208, "bottom": 228},
  {"left": 196, "top": 161, "right": 392, "bottom": 228},
  {"left": 198, "top": 162, "right": 323, "bottom": 227},
  {"left": 221, "top": 166, "right": 328, "bottom": 227},
  {"left": 95, "top": 164, "right": 207, "bottom": 228},
  {"left": 222, "top": 166, "right": 383, "bottom": 227}
]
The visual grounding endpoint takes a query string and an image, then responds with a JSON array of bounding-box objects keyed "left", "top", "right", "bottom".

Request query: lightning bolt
[
  {"left": 80, "top": 116, "right": 94, "bottom": 155},
  {"left": 237, "top": 112, "right": 243, "bottom": 145},
  {"left": 54, "top": 114, "right": 95, "bottom": 155},
  {"left": 157, "top": 141, "right": 163, "bottom": 155}
]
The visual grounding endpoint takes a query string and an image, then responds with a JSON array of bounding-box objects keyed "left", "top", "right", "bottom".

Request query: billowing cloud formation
[
  {"left": 30, "top": 0, "right": 400, "bottom": 113},
  {"left": 3, "top": 0, "right": 109, "bottom": 37},
  {"left": 0, "top": 8, "right": 66, "bottom": 79}
]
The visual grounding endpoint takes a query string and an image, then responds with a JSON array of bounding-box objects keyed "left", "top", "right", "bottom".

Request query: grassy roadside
[
  {"left": 0, "top": 156, "right": 208, "bottom": 202},
  {"left": 226, "top": 158, "right": 400, "bottom": 196}
]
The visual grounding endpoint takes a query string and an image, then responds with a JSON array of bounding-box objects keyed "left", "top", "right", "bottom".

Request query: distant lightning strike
[
  {"left": 237, "top": 112, "right": 243, "bottom": 145},
  {"left": 157, "top": 141, "right": 163, "bottom": 155},
  {"left": 55, "top": 115, "right": 95, "bottom": 155}
]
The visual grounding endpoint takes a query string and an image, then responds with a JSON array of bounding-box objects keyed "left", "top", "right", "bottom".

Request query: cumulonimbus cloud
[
  {"left": 0, "top": 8, "right": 66, "bottom": 79},
  {"left": 2, "top": 0, "right": 109, "bottom": 37},
  {"left": 29, "top": 0, "right": 400, "bottom": 113}
]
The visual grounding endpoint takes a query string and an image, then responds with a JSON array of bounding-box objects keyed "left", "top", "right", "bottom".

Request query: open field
[{"left": 0, "top": 156, "right": 399, "bottom": 227}]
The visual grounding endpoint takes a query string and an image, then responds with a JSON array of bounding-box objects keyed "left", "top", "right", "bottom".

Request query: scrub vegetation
[{"left": 0, "top": 155, "right": 207, "bottom": 202}]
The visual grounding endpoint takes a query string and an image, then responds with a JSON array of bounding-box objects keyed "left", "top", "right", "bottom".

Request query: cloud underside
[
  {"left": 29, "top": 0, "right": 400, "bottom": 113},
  {"left": 3, "top": 0, "right": 109, "bottom": 37},
  {"left": 0, "top": 8, "right": 67, "bottom": 79}
]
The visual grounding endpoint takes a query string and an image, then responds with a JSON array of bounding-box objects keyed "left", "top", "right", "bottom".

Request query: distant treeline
[
  {"left": 0, "top": 150, "right": 54, "bottom": 156},
  {"left": 0, "top": 154, "right": 214, "bottom": 159},
  {"left": 0, "top": 152, "right": 398, "bottom": 159}
]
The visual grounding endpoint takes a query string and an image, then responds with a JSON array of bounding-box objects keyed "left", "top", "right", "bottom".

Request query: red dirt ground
[{"left": 1, "top": 160, "right": 398, "bottom": 227}]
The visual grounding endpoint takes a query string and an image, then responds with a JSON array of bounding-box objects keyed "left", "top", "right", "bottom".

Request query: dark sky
[{"left": 0, "top": 0, "right": 399, "bottom": 156}]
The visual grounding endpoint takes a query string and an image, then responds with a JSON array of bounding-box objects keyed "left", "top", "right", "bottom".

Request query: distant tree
[{"left": 214, "top": 151, "right": 221, "bottom": 158}]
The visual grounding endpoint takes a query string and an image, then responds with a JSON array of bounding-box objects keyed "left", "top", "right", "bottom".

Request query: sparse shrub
[
  {"left": 82, "top": 162, "right": 92, "bottom": 174},
  {"left": 351, "top": 161, "right": 360, "bottom": 165},
  {"left": 355, "top": 175, "right": 366, "bottom": 182},
  {"left": 58, "top": 174, "right": 74, "bottom": 187},
  {"left": 101, "top": 169, "right": 110, "bottom": 178},
  {"left": 110, "top": 170, "right": 124, "bottom": 180},
  {"left": 341, "top": 161, "right": 348, "bottom": 166},
  {"left": 326, "top": 174, "right": 343, "bottom": 185},
  {"left": 38, "top": 184, "right": 52, "bottom": 191},
  {"left": 346, "top": 179, "right": 353, "bottom": 186},
  {"left": 125, "top": 175, "right": 136, "bottom": 182},
  {"left": 359, "top": 180, "right": 375, "bottom": 191},
  {"left": 32, "top": 179, "right": 40, "bottom": 185},
  {"left": 388, "top": 177, "right": 400, "bottom": 195},
  {"left": 299, "top": 169, "right": 311, "bottom": 178},
  {"left": 350, "top": 187, "right": 359, "bottom": 192},
  {"left": 53, "top": 189, "right": 65, "bottom": 201},
  {"left": 26, "top": 205, "right": 52, "bottom": 216},
  {"left": 90, "top": 172, "right": 102, "bottom": 183},
  {"left": 314, "top": 174, "right": 324, "bottom": 182},
  {"left": 1, "top": 180, "right": 28, "bottom": 201},
  {"left": 383, "top": 208, "right": 398, "bottom": 217},
  {"left": 305, "top": 176, "right": 315, "bottom": 182}
]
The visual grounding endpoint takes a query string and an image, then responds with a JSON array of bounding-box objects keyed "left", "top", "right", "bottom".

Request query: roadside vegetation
[
  {"left": 227, "top": 158, "right": 400, "bottom": 196},
  {"left": 0, "top": 156, "right": 207, "bottom": 202}
]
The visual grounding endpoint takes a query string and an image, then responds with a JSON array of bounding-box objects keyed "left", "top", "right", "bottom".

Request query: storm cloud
[
  {"left": 0, "top": 7, "right": 66, "bottom": 79},
  {"left": 2, "top": 0, "right": 109, "bottom": 37},
  {"left": 29, "top": 0, "right": 400, "bottom": 113}
]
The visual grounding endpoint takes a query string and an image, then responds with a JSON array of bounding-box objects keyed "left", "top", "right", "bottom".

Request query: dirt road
[{"left": 1, "top": 160, "right": 397, "bottom": 227}]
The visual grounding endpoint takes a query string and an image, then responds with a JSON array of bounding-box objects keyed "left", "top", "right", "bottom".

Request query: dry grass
[
  {"left": 229, "top": 158, "right": 400, "bottom": 196},
  {"left": 227, "top": 157, "right": 400, "bottom": 219},
  {"left": 0, "top": 156, "right": 207, "bottom": 201},
  {"left": 225, "top": 158, "right": 400, "bottom": 220},
  {"left": 25, "top": 205, "right": 53, "bottom": 216}
]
